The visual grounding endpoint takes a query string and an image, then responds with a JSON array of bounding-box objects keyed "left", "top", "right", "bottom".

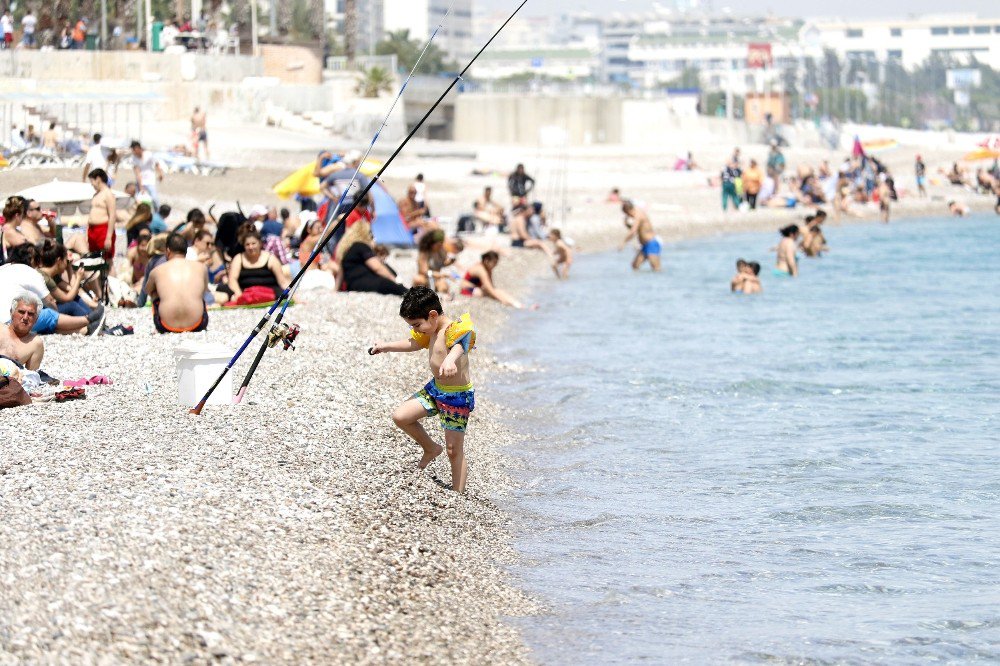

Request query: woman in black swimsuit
[
  {"left": 334, "top": 220, "right": 407, "bottom": 296},
  {"left": 227, "top": 229, "right": 289, "bottom": 302}
]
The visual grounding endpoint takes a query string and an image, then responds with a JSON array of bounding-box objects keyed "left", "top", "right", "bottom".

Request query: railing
[{"left": 325, "top": 54, "right": 398, "bottom": 73}]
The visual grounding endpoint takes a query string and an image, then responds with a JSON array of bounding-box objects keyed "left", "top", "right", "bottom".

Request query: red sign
[{"left": 747, "top": 43, "right": 773, "bottom": 69}]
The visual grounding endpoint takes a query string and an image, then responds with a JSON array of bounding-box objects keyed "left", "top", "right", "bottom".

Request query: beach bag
[
  {"left": 0, "top": 376, "right": 31, "bottom": 408},
  {"left": 457, "top": 214, "right": 476, "bottom": 233}
]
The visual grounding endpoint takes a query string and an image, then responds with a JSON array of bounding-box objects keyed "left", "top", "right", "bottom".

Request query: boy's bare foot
[{"left": 418, "top": 443, "right": 443, "bottom": 469}]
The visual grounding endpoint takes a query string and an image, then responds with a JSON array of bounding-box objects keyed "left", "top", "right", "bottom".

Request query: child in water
[
  {"left": 370, "top": 286, "right": 477, "bottom": 492},
  {"left": 548, "top": 228, "right": 573, "bottom": 279},
  {"left": 730, "top": 259, "right": 762, "bottom": 294}
]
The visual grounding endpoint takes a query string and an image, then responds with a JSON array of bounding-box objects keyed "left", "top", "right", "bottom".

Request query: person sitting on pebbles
[
  {"left": 144, "top": 233, "right": 209, "bottom": 334},
  {"left": 460, "top": 251, "right": 524, "bottom": 309},
  {"left": 1, "top": 291, "right": 45, "bottom": 370}
]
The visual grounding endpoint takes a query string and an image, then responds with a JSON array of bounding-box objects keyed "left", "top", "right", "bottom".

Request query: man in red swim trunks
[{"left": 87, "top": 168, "right": 117, "bottom": 260}]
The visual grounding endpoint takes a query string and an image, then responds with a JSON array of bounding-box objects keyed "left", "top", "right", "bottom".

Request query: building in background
[
  {"left": 472, "top": 47, "right": 600, "bottom": 82},
  {"left": 803, "top": 15, "right": 1000, "bottom": 70},
  {"left": 629, "top": 16, "right": 803, "bottom": 94},
  {"left": 382, "top": 0, "right": 473, "bottom": 62}
]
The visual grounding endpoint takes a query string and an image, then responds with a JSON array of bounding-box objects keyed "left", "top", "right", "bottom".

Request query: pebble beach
[{"left": 2, "top": 130, "right": 996, "bottom": 661}]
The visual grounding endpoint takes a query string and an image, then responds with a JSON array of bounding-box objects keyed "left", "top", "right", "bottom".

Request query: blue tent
[{"left": 370, "top": 181, "right": 414, "bottom": 247}]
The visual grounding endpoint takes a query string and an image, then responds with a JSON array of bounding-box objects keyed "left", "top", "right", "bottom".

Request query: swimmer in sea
[
  {"left": 775, "top": 225, "right": 800, "bottom": 277},
  {"left": 948, "top": 200, "right": 969, "bottom": 217},
  {"left": 742, "top": 262, "right": 762, "bottom": 294},
  {"left": 548, "top": 228, "right": 573, "bottom": 279},
  {"left": 731, "top": 258, "right": 748, "bottom": 292},
  {"left": 800, "top": 209, "right": 829, "bottom": 258},
  {"left": 730, "top": 259, "right": 762, "bottom": 294},
  {"left": 619, "top": 200, "right": 661, "bottom": 272}
]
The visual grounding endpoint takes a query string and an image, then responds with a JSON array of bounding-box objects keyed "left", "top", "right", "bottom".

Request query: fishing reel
[{"left": 267, "top": 322, "right": 301, "bottom": 351}]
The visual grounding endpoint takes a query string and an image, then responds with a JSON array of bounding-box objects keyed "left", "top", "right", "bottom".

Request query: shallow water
[{"left": 494, "top": 216, "right": 1000, "bottom": 663}]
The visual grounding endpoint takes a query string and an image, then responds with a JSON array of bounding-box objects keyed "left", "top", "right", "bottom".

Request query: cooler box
[{"left": 173, "top": 341, "right": 232, "bottom": 407}]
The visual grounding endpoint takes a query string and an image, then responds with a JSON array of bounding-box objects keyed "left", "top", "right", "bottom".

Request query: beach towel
[{"left": 224, "top": 286, "right": 278, "bottom": 307}]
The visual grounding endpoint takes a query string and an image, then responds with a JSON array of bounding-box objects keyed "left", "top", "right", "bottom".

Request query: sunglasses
[{"left": 28, "top": 206, "right": 40, "bottom": 211}]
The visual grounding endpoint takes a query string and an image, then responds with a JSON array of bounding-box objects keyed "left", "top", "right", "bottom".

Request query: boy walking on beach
[{"left": 371, "top": 287, "right": 477, "bottom": 492}]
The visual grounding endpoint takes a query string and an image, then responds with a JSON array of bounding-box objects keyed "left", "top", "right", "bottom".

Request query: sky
[{"left": 479, "top": 0, "right": 1000, "bottom": 19}]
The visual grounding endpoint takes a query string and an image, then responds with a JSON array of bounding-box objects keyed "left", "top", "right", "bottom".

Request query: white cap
[
  {"left": 249, "top": 204, "right": 268, "bottom": 218},
  {"left": 344, "top": 149, "right": 362, "bottom": 164}
]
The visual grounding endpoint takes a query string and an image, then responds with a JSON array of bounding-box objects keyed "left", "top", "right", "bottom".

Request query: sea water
[{"left": 493, "top": 216, "right": 1000, "bottom": 663}]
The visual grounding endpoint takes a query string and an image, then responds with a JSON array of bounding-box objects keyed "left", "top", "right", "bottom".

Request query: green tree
[
  {"left": 677, "top": 66, "right": 701, "bottom": 89},
  {"left": 355, "top": 66, "right": 393, "bottom": 97},
  {"left": 375, "top": 29, "right": 450, "bottom": 74}
]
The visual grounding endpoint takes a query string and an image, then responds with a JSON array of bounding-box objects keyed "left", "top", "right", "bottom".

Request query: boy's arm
[
  {"left": 438, "top": 342, "right": 466, "bottom": 378},
  {"left": 370, "top": 338, "right": 421, "bottom": 354}
]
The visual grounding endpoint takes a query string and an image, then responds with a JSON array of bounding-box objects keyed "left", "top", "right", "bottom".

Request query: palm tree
[
  {"left": 344, "top": 0, "right": 357, "bottom": 65},
  {"left": 355, "top": 66, "right": 393, "bottom": 97}
]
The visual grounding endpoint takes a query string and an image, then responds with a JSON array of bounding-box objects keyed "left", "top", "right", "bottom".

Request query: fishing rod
[
  {"left": 231, "top": 18, "right": 451, "bottom": 406},
  {"left": 189, "top": 0, "right": 530, "bottom": 415}
]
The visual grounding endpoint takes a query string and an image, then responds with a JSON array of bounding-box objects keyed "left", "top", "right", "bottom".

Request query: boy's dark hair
[
  {"left": 159, "top": 204, "right": 171, "bottom": 218},
  {"left": 280, "top": 207, "right": 290, "bottom": 221},
  {"left": 38, "top": 239, "right": 67, "bottom": 268},
  {"left": 8, "top": 243, "right": 38, "bottom": 267},
  {"left": 400, "top": 286, "right": 443, "bottom": 320},
  {"left": 814, "top": 209, "right": 827, "bottom": 220},
  {"left": 749, "top": 261, "right": 761, "bottom": 275},
  {"left": 481, "top": 250, "right": 499, "bottom": 263},
  {"left": 736, "top": 258, "right": 747, "bottom": 269},
  {"left": 130, "top": 140, "right": 142, "bottom": 149},
  {"left": 88, "top": 168, "right": 109, "bottom": 184},
  {"left": 166, "top": 233, "right": 188, "bottom": 255},
  {"left": 780, "top": 224, "right": 798, "bottom": 237},
  {"left": 93, "top": 133, "right": 102, "bottom": 144}
]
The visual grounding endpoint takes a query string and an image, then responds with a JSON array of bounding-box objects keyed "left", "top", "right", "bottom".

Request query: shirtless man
[
  {"left": 473, "top": 186, "right": 504, "bottom": 229},
  {"left": 619, "top": 200, "right": 661, "bottom": 271},
  {"left": 19, "top": 199, "right": 53, "bottom": 244},
  {"left": 144, "top": 233, "right": 209, "bottom": 334},
  {"left": 87, "top": 168, "right": 117, "bottom": 261},
  {"left": 41, "top": 122, "right": 58, "bottom": 151},
  {"left": 509, "top": 202, "right": 554, "bottom": 260},
  {"left": 398, "top": 185, "right": 430, "bottom": 230},
  {"left": 1, "top": 292, "right": 45, "bottom": 370},
  {"left": 190, "top": 107, "right": 208, "bottom": 160}
]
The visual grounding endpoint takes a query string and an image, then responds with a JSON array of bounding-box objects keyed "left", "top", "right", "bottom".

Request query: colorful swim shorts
[{"left": 414, "top": 379, "right": 475, "bottom": 432}]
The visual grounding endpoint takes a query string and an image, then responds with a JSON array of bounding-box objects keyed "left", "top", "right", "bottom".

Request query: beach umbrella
[
  {"left": 15, "top": 179, "right": 130, "bottom": 217},
  {"left": 272, "top": 158, "right": 384, "bottom": 200},
  {"left": 961, "top": 147, "right": 1000, "bottom": 162}
]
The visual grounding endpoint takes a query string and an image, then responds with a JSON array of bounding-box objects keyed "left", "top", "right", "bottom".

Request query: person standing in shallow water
[
  {"left": 619, "top": 200, "right": 661, "bottom": 272},
  {"left": 775, "top": 225, "right": 799, "bottom": 277}
]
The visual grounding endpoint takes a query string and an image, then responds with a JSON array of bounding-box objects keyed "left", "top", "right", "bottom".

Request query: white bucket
[{"left": 173, "top": 341, "right": 233, "bottom": 407}]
